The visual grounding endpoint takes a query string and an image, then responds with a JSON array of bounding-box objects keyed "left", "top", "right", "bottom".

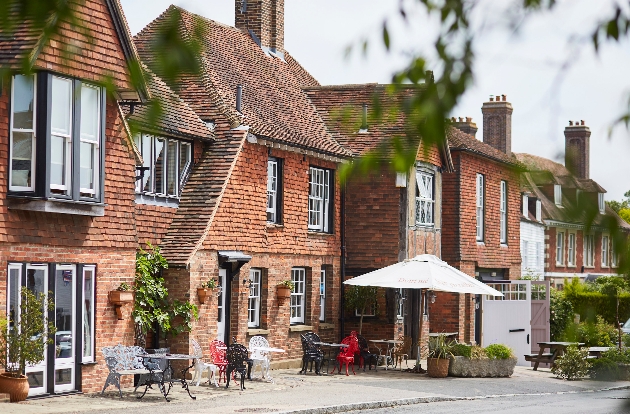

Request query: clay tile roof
[
  {"left": 127, "top": 66, "right": 214, "bottom": 141},
  {"left": 134, "top": 6, "right": 351, "bottom": 158},
  {"left": 160, "top": 133, "right": 247, "bottom": 265},
  {"left": 447, "top": 127, "right": 520, "bottom": 166}
]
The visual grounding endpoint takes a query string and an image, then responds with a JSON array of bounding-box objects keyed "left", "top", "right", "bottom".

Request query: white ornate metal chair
[
  {"left": 248, "top": 335, "right": 271, "bottom": 379},
  {"left": 191, "top": 338, "right": 218, "bottom": 387}
]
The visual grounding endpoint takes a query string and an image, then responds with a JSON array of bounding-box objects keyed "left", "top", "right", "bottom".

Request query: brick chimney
[
  {"left": 235, "top": 0, "right": 284, "bottom": 54},
  {"left": 481, "top": 94, "right": 513, "bottom": 154},
  {"left": 452, "top": 117, "right": 478, "bottom": 138},
  {"left": 564, "top": 120, "right": 590, "bottom": 179}
]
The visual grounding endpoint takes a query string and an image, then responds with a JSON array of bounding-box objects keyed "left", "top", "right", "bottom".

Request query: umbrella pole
[{"left": 417, "top": 288, "right": 424, "bottom": 368}]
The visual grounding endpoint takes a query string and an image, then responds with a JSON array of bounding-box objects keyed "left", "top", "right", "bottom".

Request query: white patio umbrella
[
  {"left": 344, "top": 254, "right": 502, "bottom": 369},
  {"left": 344, "top": 254, "right": 503, "bottom": 296}
]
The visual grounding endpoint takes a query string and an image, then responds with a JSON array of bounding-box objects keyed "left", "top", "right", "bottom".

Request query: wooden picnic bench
[{"left": 524, "top": 342, "right": 584, "bottom": 371}]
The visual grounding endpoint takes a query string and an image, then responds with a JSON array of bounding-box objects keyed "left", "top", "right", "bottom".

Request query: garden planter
[
  {"left": 427, "top": 358, "right": 450, "bottom": 378},
  {"left": 448, "top": 356, "right": 517, "bottom": 377},
  {"left": 276, "top": 286, "right": 291, "bottom": 299},
  {"left": 108, "top": 290, "right": 134, "bottom": 320},
  {"left": 197, "top": 288, "right": 215, "bottom": 304},
  {"left": 0, "top": 372, "right": 29, "bottom": 402}
]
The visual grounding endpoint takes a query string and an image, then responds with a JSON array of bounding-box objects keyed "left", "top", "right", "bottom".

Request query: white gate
[{"left": 482, "top": 281, "right": 531, "bottom": 366}]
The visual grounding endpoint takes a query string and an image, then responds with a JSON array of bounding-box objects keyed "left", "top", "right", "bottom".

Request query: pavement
[{"left": 3, "top": 364, "right": 630, "bottom": 414}]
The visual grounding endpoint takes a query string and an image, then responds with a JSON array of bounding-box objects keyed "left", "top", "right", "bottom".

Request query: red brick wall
[{"left": 545, "top": 227, "right": 616, "bottom": 277}]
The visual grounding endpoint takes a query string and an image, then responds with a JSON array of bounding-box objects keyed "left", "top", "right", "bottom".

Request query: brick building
[
  {"left": 515, "top": 121, "right": 630, "bottom": 288},
  {"left": 305, "top": 84, "right": 454, "bottom": 356},
  {"left": 447, "top": 95, "right": 523, "bottom": 344},
  {"left": 133, "top": 1, "right": 351, "bottom": 363},
  {"left": 0, "top": 0, "right": 148, "bottom": 395}
]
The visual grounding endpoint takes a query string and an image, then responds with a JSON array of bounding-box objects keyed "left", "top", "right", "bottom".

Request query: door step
[{"left": 0, "top": 393, "right": 10, "bottom": 403}]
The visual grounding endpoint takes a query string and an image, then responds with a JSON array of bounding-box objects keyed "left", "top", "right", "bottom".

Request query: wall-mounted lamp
[
  {"left": 428, "top": 291, "right": 437, "bottom": 304},
  {"left": 472, "top": 296, "right": 480, "bottom": 310},
  {"left": 242, "top": 277, "right": 252, "bottom": 289}
]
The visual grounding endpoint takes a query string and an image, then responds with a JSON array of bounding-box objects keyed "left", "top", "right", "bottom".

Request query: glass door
[{"left": 54, "top": 265, "right": 76, "bottom": 393}]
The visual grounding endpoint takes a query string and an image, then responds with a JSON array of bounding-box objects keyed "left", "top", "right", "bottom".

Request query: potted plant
[
  {"left": 198, "top": 279, "right": 218, "bottom": 304},
  {"left": 0, "top": 288, "right": 56, "bottom": 402},
  {"left": 427, "top": 334, "right": 454, "bottom": 378},
  {"left": 276, "top": 280, "right": 295, "bottom": 299},
  {"left": 109, "top": 282, "right": 134, "bottom": 319},
  {"left": 448, "top": 343, "right": 517, "bottom": 377}
]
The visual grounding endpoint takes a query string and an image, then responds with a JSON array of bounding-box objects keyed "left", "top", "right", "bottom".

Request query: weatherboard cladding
[{"left": 134, "top": 5, "right": 350, "bottom": 158}]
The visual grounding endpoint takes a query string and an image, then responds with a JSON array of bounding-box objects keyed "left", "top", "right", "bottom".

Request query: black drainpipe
[{"left": 340, "top": 179, "right": 347, "bottom": 342}]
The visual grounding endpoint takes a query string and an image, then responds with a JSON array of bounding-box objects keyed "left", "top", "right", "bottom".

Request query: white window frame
[
  {"left": 536, "top": 241, "right": 544, "bottom": 269},
  {"left": 554, "top": 184, "right": 562, "bottom": 206},
  {"left": 522, "top": 195, "right": 528, "bottom": 217},
  {"left": 415, "top": 171, "right": 434, "bottom": 226},
  {"left": 248, "top": 269, "right": 261, "bottom": 328},
  {"left": 308, "top": 167, "right": 330, "bottom": 232},
  {"left": 602, "top": 235, "right": 609, "bottom": 267},
  {"left": 584, "top": 234, "right": 594, "bottom": 267},
  {"left": 568, "top": 233, "right": 576, "bottom": 266},
  {"left": 599, "top": 193, "right": 605, "bottom": 213},
  {"left": 476, "top": 174, "right": 484, "bottom": 242},
  {"left": 79, "top": 85, "right": 101, "bottom": 198},
  {"left": 319, "top": 268, "right": 326, "bottom": 322},
  {"left": 81, "top": 266, "right": 96, "bottom": 363},
  {"left": 267, "top": 159, "right": 278, "bottom": 223},
  {"left": 556, "top": 231, "right": 565, "bottom": 266},
  {"left": 500, "top": 180, "right": 507, "bottom": 244},
  {"left": 50, "top": 76, "right": 73, "bottom": 194},
  {"left": 535, "top": 200, "right": 542, "bottom": 221},
  {"left": 9, "top": 74, "right": 37, "bottom": 192},
  {"left": 522, "top": 240, "right": 529, "bottom": 270},
  {"left": 135, "top": 133, "right": 192, "bottom": 198},
  {"left": 290, "top": 268, "right": 306, "bottom": 324}
]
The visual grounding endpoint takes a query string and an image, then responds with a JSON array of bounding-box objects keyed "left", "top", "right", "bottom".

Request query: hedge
[{"left": 564, "top": 279, "right": 630, "bottom": 324}]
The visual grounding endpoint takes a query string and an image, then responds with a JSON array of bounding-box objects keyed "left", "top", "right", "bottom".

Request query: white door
[
  {"left": 217, "top": 269, "right": 226, "bottom": 343},
  {"left": 54, "top": 265, "right": 76, "bottom": 393},
  {"left": 482, "top": 281, "right": 531, "bottom": 366}
]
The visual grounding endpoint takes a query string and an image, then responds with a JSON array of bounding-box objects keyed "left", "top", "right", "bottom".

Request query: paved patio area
[{"left": 3, "top": 366, "right": 629, "bottom": 414}]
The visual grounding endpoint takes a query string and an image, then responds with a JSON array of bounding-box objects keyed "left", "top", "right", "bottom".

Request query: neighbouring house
[
  {"left": 447, "top": 95, "right": 524, "bottom": 344},
  {"left": 0, "top": 0, "right": 148, "bottom": 395},
  {"left": 515, "top": 121, "right": 630, "bottom": 288},
  {"left": 304, "top": 83, "right": 454, "bottom": 356},
  {"left": 519, "top": 177, "right": 545, "bottom": 279},
  {"left": 133, "top": 1, "right": 351, "bottom": 362}
]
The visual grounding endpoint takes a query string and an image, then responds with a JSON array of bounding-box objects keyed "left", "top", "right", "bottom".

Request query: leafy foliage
[
  {"left": 470, "top": 345, "right": 487, "bottom": 360},
  {"left": 134, "top": 243, "right": 198, "bottom": 341},
  {"left": 484, "top": 344, "right": 514, "bottom": 360},
  {"left": 277, "top": 280, "right": 295, "bottom": 291},
  {"left": 550, "top": 287, "right": 574, "bottom": 341},
  {"left": 551, "top": 344, "right": 590, "bottom": 380},
  {"left": 200, "top": 279, "right": 217, "bottom": 289},
  {"left": 563, "top": 278, "right": 630, "bottom": 325},
  {"left": 344, "top": 285, "right": 379, "bottom": 334},
  {"left": 451, "top": 343, "right": 471, "bottom": 358},
  {"left": 589, "top": 358, "right": 621, "bottom": 381},
  {"left": 0, "top": 288, "right": 56, "bottom": 377},
  {"left": 562, "top": 315, "right": 617, "bottom": 347},
  {"left": 427, "top": 334, "right": 455, "bottom": 359}
]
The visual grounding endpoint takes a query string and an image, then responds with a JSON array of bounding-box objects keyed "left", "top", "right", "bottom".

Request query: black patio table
[
  {"left": 313, "top": 342, "right": 349, "bottom": 374},
  {"left": 137, "top": 353, "right": 197, "bottom": 402}
]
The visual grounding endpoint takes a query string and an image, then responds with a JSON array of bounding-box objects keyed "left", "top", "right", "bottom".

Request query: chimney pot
[
  {"left": 489, "top": 95, "right": 494, "bottom": 102},
  {"left": 502, "top": 94, "right": 507, "bottom": 101},
  {"left": 451, "top": 117, "right": 456, "bottom": 122},
  {"left": 458, "top": 117, "right": 463, "bottom": 122},
  {"left": 581, "top": 120, "right": 585, "bottom": 126},
  {"left": 569, "top": 121, "right": 573, "bottom": 126},
  {"left": 466, "top": 117, "right": 472, "bottom": 122}
]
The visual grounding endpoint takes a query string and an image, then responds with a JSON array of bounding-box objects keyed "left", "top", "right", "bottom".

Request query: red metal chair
[
  {"left": 331, "top": 333, "right": 359, "bottom": 376},
  {"left": 209, "top": 339, "right": 228, "bottom": 384}
]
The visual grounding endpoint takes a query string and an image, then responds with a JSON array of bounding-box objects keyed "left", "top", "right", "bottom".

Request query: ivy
[{"left": 133, "top": 243, "right": 198, "bottom": 342}]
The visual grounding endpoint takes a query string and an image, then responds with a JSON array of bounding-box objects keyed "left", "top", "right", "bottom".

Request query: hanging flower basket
[{"left": 197, "top": 288, "right": 216, "bottom": 304}]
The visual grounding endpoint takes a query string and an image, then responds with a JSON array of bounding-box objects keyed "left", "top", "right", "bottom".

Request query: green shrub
[
  {"left": 470, "top": 345, "right": 486, "bottom": 359},
  {"left": 624, "top": 334, "right": 630, "bottom": 348},
  {"left": 451, "top": 343, "right": 472, "bottom": 358},
  {"left": 551, "top": 345, "right": 590, "bottom": 380},
  {"left": 561, "top": 316, "right": 617, "bottom": 347},
  {"left": 598, "top": 348, "right": 630, "bottom": 364},
  {"left": 484, "top": 344, "right": 513, "bottom": 359},
  {"left": 550, "top": 288, "right": 574, "bottom": 341},
  {"left": 589, "top": 358, "right": 621, "bottom": 381},
  {"left": 564, "top": 278, "right": 630, "bottom": 325}
]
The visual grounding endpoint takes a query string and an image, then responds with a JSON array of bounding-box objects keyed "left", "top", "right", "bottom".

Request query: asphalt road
[{"left": 360, "top": 389, "right": 630, "bottom": 414}]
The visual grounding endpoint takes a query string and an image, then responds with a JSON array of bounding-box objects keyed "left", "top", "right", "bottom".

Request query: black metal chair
[
  {"left": 226, "top": 343, "right": 249, "bottom": 391},
  {"left": 300, "top": 333, "right": 323, "bottom": 375},
  {"left": 357, "top": 335, "right": 379, "bottom": 371}
]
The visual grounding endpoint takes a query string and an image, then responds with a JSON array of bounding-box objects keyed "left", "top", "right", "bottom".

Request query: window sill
[
  {"left": 135, "top": 193, "right": 180, "bottom": 208},
  {"left": 266, "top": 223, "right": 284, "bottom": 229},
  {"left": 308, "top": 231, "right": 333, "bottom": 237},
  {"left": 289, "top": 325, "right": 313, "bottom": 332},
  {"left": 476, "top": 241, "right": 485, "bottom": 246},
  {"left": 7, "top": 197, "right": 105, "bottom": 217},
  {"left": 414, "top": 223, "right": 435, "bottom": 228},
  {"left": 80, "top": 361, "right": 98, "bottom": 366},
  {"left": 500, "top": 244, "right": 508, "bottom": 248},
  {"left": 247, "top": 328, "right": 270, "bottom": 336},
  {"left": 319, "top": 323, "right": 335, "bottom": 330}
]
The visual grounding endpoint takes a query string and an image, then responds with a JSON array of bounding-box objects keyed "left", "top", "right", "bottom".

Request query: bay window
[
  {"left": 308, "top": 167, "right": 332, "bottom": 232},
  {"left": 135, "top": 133, "right": 192, "bottom": 197},
  {"left": 9, "top": 73, "right": 104, "bottom": 203}
]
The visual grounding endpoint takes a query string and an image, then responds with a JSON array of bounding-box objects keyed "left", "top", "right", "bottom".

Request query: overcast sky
[{"left": 120, "top": 0, "right": 630, "bottom": 201}]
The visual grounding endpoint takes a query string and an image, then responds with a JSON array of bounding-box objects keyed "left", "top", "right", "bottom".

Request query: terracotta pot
[
  {"left": 0, "top": 372, "right": 29, "bottom": 402},
  {"left": 276, "top": 286, "right": 292, "bottom": 299},
  {"left": 197, "top": 288, "right": 215, "bottom": 304},
  {"left": 427, "top": 358, "right": 450, "bottom": 378},
  {"left": 108, "top": 290, "right": 134, "bottom": 305}
]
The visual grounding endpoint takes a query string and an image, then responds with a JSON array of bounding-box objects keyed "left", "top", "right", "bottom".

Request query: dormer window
[
  {"left": 554, "top": 185, "right": 562, "bottom": 206},
  {"left": 522, "top": 194, "right": 528, "bottom": 217},
  {"left": 598, "top": 193, "right": 605, "bottom": 213}
]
